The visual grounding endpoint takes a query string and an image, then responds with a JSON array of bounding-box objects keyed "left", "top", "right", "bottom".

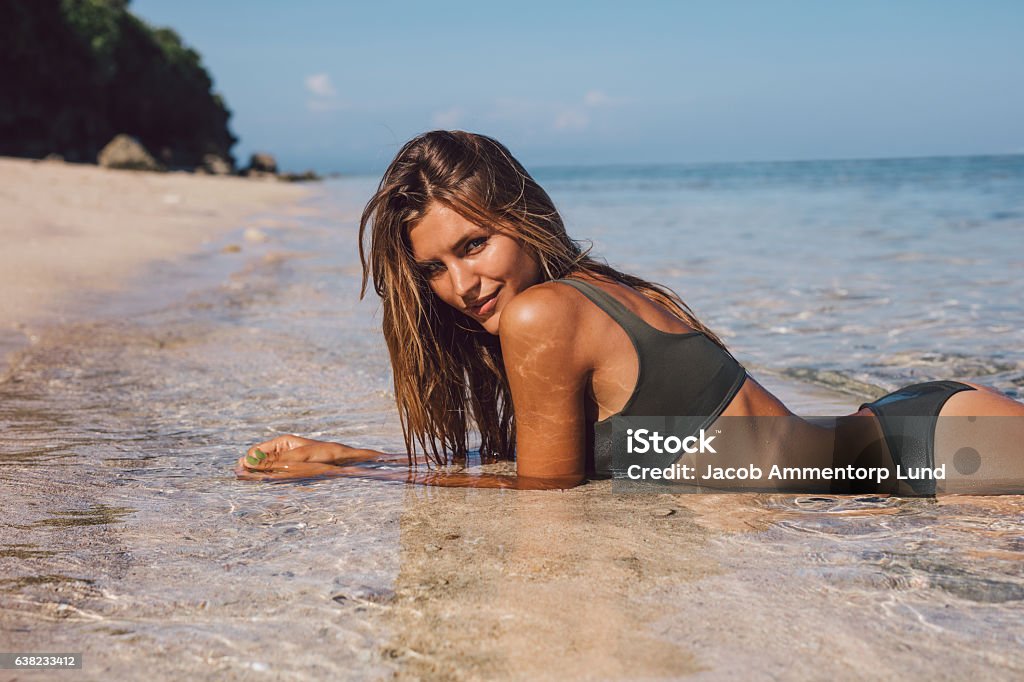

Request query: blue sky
[{"left": 132, "top": 0, "right": 1023, "bottom": 173}]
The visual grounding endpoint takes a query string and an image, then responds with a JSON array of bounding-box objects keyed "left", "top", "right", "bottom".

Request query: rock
[
  {"left": 243, "top": 170, "right": 278, "bottom": 181},
  {"left": 43, "top": 153, "right": 65, "bottom": 162},
  {"left": 247, "top": 152, "right": 277, "bottom": 174},
  {"left": 279, "top": 169, "right": 322, "bottom": 182},
  {"left": 97, "top": 134, "right": 162, "bottom": 171},
  {"left": 200, "top": 153, "right": 232, "bottom": 175}
]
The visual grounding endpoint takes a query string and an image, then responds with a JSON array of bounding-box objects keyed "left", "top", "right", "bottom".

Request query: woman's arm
[
  {"left": 235, "top": 439, "right": 583, "bottom": 489},
  {"left": 498, "top": 283, "right": 591, "bottom": 482},
  {"left": 237, "top": 284, "right": 591, "bottom": 490},
  {"left": 235, "top": 454, "right": 582, "bottom": 489},
  {"left": 238, "top": 429, "right": 586, "bottom": 489}
]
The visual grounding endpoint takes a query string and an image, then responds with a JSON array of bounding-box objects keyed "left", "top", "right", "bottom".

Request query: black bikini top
[{"left": 554, "top": 278, "right": 747, "bottom": 475}]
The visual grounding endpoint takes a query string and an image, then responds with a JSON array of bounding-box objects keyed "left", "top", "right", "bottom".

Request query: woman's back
[
  {"left": 553, "top": 277, "right": 746, "bottom": 476},
  {"left": 543, "top": 277, "right": 833, "bottom": 481}
]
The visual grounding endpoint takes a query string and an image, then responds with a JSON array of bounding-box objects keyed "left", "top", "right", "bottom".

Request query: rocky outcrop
[
  {"left": 243, "top": 170, "right": 278, "bottom": 181},
  {"left": 245, "top": 152, "right": 278, "bottom": 174},
  {"left": 239, "top": 152, "right": 322, "bottom": 181},
  {"left": 97, "top": 135, "right": 162, "bottom": 171},
  {"left": 0, "top": 3, "right": 236, "bottom": 167},
  {"left": 279, "top": 170, "right": 322, "bottom": 182},
  {"left": 199, "top": 154, "right": 233, "bottom": 175}
]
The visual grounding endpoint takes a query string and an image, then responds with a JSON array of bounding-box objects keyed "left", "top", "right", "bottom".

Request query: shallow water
[
  {"left": 537, "top": 155, "right": 1024, "bottom": 398},
  {"left": 2, "top": 157, "right": 1023, "bottom": 680}
]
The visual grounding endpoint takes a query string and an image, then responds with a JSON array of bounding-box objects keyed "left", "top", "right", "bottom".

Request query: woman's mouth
[{"left": 470, "top": 290, "right": 500, "bottom": 316}]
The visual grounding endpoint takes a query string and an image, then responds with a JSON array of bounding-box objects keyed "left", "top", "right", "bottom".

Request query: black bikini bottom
[{"left": 859, "top": 380, "right": 976, "bottom": 495}]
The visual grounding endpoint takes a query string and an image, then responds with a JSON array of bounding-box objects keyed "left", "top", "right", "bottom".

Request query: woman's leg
[{"left": 935, "top": 383, "right": 1024, "bottom": 494}]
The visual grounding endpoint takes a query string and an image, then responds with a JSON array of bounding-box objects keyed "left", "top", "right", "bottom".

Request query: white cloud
[
  {"left": 486, "top": 91, "right": 619, "bottom": 132},
  {"left": 553, "top": 109, "right": 589, "bottom": 132},
  {"left": 305, "top": 73, "right": 336, "bottom": 98},
  {"left": 583, "top": 90, "right": 612, "bottom": 107},
  {"left": 432, "top": 107, "right": 465, "bottom": 128},
  {"left": 304, "top": 73, "right": 347, "bottom": 113},
  {"left": 552, "top": 90, "right": 625, "bottom": 131}
]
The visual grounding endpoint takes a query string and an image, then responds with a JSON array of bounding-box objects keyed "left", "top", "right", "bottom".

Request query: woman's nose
[{"left": 448, "top": 261, "right": 479, "bottom": 299}]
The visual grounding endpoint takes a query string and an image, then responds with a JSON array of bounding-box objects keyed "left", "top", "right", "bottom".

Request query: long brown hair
[{"left": 359, "top": 130, "right": 728, "bottom": 467}]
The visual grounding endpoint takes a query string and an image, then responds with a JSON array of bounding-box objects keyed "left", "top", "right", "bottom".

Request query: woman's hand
[
  {"left": 235, "top": 434, "right": 352, "bottom": 479},
  {"left": 247, "top": 434, "right": 344, "bottom": 464}
]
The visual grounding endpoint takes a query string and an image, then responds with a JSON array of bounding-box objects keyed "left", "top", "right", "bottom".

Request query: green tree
[{"left": 0, "top": 0, "right": 236, "bottom": 167}]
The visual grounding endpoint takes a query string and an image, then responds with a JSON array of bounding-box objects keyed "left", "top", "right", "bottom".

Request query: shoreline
[
  {"left": 1, "top": 164, "right": 1023, "bottom": 679},
  {"left": 0, "top": 157, "right": 310, "bottom": 372}
]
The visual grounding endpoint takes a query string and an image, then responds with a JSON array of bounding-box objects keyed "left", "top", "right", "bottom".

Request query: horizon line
[{"left": 327, "top": 149, "right": 1024, "bottom": 178}]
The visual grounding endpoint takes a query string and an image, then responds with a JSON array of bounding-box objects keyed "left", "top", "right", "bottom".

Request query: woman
[{"left": 237, "top": 131, "right": 1024, "bottom": 494}]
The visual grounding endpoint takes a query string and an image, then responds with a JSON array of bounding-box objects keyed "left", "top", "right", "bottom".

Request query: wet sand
[
  {"left": 0, "top": 156, "right": 306, "bottom": 370},
  {"left": 1, "top": 170, "right": 1023, "bottom": 680}
]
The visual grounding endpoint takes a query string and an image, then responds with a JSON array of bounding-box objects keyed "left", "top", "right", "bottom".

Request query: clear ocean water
[
  {"left": 2, "top": 154, "right": 1022, "bottom": 679},
  {"left": 533, "top": 154, "right": 1024, "bottom": 398}
]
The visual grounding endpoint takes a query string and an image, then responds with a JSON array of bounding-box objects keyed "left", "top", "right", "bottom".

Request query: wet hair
[{"left": 359, "top": 130, "right": 727, "bottom": 466}]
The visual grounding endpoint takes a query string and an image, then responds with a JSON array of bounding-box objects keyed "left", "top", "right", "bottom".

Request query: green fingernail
[
  {"left": 246, "top": 455, "right": 260, "bottom": 466},
  {"left": 254, "top": 448, "right": 267, "bottom": 460}
]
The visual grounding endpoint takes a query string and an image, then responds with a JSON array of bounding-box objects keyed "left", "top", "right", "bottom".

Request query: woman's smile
[
  {"left": 467, "top": 287, "right": 501, "bottom": 317},
  {"left": 408, "top": 203, "right": 541, "bottom": 334}
]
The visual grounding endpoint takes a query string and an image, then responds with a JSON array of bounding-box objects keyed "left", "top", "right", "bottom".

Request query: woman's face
[{"left": 408, "top": 203, "right": 543, "bottom": 335}]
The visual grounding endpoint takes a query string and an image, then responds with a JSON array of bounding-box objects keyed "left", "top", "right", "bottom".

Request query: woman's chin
[{"left": 481, "top": 312, "right": 500, "bottom": 335}]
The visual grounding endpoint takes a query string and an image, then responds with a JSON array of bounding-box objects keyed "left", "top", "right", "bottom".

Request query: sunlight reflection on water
[{"left": 2, "top": 160, "right": 1023, "bottom": 678}]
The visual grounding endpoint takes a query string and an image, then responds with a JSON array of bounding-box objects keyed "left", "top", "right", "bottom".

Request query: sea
[
  {"left": 1, "top": 154, "right": 1022, "bottom": 679},
  {"left": 534, "top": 154, "right": 1024, "bottom": 398}
]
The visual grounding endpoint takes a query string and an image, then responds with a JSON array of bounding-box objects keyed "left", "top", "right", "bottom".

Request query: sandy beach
[
  {"left": 5, "top": 0, "right": 1023, "bottom": 677},
  {"left": 1, "top": 161, "right": 1022, "bottom": 680},
  {"left": 0, "top": 157, "right": 306, "bottom": 369}
]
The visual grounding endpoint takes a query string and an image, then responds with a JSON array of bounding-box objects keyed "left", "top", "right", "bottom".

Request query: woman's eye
[
  {"left": 466, "top": 237, "right": 488, "bottom": 253},
  {"left": 419, "top": 262, "right": 445, "bottom": 279}
]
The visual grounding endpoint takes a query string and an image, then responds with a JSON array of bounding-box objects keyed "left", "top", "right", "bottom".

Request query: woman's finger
[
  {"left": 251, "top": 442, "right": 342, "bottom": 467},
  {"left": 247, "top": 434, "right": 307, "bottom": 458},
  {"left": 238, "top": 444, "right": 306, "bottom": 472},
  {"left": 238, "top": 451, "right": 280, "bottom": 471},
  {"left": 234, "top": 459, "right": 342, "bottom": 481}
]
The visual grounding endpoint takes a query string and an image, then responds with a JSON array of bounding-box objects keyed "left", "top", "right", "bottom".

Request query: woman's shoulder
[
  {"left": 498, "top": 280, "right": 595, "bottom": 380},
  {"left": 498, "top": 280, "right": 587, "bottom": 339}
]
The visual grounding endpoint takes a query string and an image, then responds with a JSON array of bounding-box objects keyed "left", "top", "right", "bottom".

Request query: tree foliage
[{"left": 0, "top": 0, "right": 236, "bottom": 167}]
